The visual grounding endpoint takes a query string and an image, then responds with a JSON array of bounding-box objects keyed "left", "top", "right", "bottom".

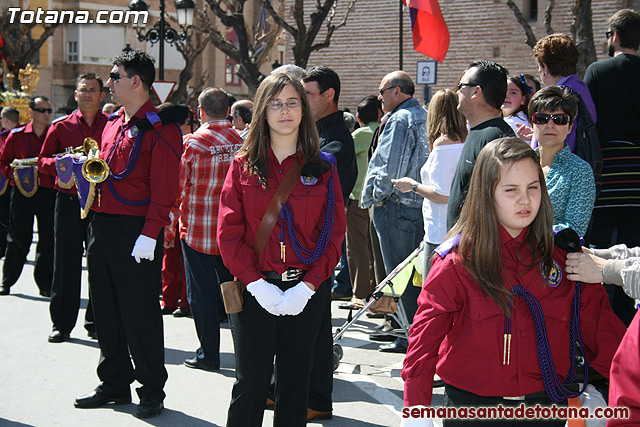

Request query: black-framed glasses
[
  {"left": 32, "top": 107, "right": 52, "bottom": 114},
  {"left": 457, "top": 82, "right": 478, "bottom": 91},
  {"left": 378, "top": 85, "right": 397, "bottom": 95},
  {"left": 606, "top": 30, "right": 614, "bottom": 39},
  {"left": 267, "top": 99, "right": 302, "bottom": 111},
  {"left": 532, "top": 113, "right": 570, "bottom": 126},
  {"left": 109, "top": 71, "right": 130, "bottom": 82}
]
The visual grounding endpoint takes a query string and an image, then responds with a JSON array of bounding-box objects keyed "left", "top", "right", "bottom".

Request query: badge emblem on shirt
[
  {"left": 300, "top": 175, "right": 318, "bottom": 186},
  {"left": 540, "top": 259, "right": 562, "bottom": 287},
  {"left": 128, "top": 126, "right": 139, "bottom": 139}
]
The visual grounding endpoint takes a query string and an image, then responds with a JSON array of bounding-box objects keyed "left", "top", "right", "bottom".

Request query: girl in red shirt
[
  {"left": 402, "top": 138, "right": 625, "bottom": 426},
  {"left": 218, "top": 73, "right": 345, "bottom": 426}
]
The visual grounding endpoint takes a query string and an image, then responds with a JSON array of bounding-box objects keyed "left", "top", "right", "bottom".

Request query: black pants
[
  {"left": 2, "top": 187, "right": 55, "bottom": 294},
  {"left": 0, "top": 189, "right": 11, "bottom": 257},
  {"left": 87, "top": 213, "right": 167, "bottom": 402},
  {"left": 443, "top": 384, "right": 567, "bottom": 426},
  {"left": 307, "top": 282, "right": 333, "bottom": 412},
  {"left": 49, "top": 191, "right": 94, "bottom": 333},
  {"left": 227, "top": 279, "right": 328, "bottom": 427}
]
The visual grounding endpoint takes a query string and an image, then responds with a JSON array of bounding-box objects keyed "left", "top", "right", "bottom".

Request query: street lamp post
[{"left": 128, "top": 0, "right": 195, "bottom": 81}]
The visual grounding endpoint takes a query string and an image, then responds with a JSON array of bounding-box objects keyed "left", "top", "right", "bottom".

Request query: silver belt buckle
[
  {"left": 503, "top": 396, "right": 525, "bottom": 401},
  {"left": 282, "top": 268, "right": 301, "bottom": 281}
]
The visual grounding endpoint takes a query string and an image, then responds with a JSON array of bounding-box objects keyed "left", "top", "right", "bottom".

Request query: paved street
[{"left": 0, "top": 235, "right": 444, "bottom": 427}]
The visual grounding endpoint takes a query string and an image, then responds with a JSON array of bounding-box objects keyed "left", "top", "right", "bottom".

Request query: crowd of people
[{"left": 0, "top": 7, "right": 639, "bottom": 427}]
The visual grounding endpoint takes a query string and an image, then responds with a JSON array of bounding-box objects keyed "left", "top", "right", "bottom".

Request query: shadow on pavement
[
  {"left": 109, "top": 406, "right": 220, "bottom": 426},
  {"left": 0, "top": 418, "right": 36, "bottom": 427}
]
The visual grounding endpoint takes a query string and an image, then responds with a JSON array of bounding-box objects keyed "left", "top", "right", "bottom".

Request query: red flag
[{"left": 404, "top": 0, "right": 450, "bottom": 63}]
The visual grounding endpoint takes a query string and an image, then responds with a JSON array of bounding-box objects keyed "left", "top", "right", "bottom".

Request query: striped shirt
[{"left": 177, "top": 120, "right": 243, "bottom": 255}]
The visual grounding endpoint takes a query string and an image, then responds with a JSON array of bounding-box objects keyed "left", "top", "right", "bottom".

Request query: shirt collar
[
  {"left": 316, "top": 111, "right": 344, "bottom": 131},
  {"left": 202, "top": 119, "right": 233, "bottom": 130},
  {"left": 498, "top": 222, "right": 529, "bottom": 247},
  {"left": 121, "top": 99, "right": 155, "bottom": 126}
]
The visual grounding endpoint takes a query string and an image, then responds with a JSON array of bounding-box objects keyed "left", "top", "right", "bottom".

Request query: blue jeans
[
  {"left": 373, "top": 202, "right": 424, "bottom": 324},
  {"left": 331, "top": 247, "right": 352, "bottom": 297},
  {"left": 181, "top": 240, "right": 232, "bottom": 367}
]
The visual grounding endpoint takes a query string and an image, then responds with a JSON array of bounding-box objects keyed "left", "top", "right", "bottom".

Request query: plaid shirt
[{"left": 173, "top": 120, "right": 243, "bottom": 255}]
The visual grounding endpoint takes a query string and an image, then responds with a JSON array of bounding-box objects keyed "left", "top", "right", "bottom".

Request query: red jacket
[
  {"left": 217, "top": 149, "right": 346, "bottom": 289},
  {"left": 402, "top": 225, "right": 626, "bottom": 407},
  {"left": 92, "top": 100, "right": 183, "bottom": 239},
  {"left": 0, "top": 122, "right": 54, "bottom": 188}
]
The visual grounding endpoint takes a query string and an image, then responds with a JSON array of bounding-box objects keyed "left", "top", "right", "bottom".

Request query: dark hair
[
  {"left": 426, "top": 89, "right": 468, "bottom": 152},
  {"left": 527, "top": 86, "right": 578, "bottom": 127},
  {"left": 233, "top": 104, "right": 252, "bottom": 125},
  {"left": 449, "top": 137, "right": 554, "bottom": 315},
  {"left": 356, "top": 95, "right": 382, "bottom": 125},
  {"left": 303, "top": 66, "right": 341, "bottom": 104},
  {"left": 112, "top": 49, "right": 155, "bottom": 90},
  {"left": 198, "top": 87, "right": 229, "bottom": 119},
  {"left": 533, "top": 34, "right": 579, "bottom": 77},
  {"left": 29, "top": 95, "right": 49, "bottom": 109},
  {"left": 240, "top": 73, "right": 320, "bottom": 188},
  {"left": 1, "top": 106, "right": 20, "bottom": 124},
  {"left": 466, "top": 60, "right": 509, "bottom": 110},
  {"left": 609, "top": 9, "right": 640, "bottom": 50},
  {"left": 505, "top": 74, "right": 537, "bottom": 117},
  {"left": 77, "top": 72, "right": 104, "bottom": 92}
]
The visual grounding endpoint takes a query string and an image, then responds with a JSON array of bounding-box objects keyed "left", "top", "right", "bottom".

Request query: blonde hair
[{"left": 426, "top": 89, "right": 467, "bottom": 151}]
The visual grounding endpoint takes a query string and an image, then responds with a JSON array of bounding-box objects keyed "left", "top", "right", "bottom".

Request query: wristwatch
[{"left": 412, "top": 183, "right": 419, "bottom": 193}]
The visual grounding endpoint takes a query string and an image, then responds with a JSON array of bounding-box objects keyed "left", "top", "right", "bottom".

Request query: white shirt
[{"left": 421, "top": 143, "right": 464, "bottom": 244}]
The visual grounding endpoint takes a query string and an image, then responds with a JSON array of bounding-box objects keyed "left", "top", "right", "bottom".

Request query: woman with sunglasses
[
  {"left": 217, "top": 72, "right": 345, "bottom": 426},
  {"left": 529, "top": 86, "right": 595, "bottom": 236}
]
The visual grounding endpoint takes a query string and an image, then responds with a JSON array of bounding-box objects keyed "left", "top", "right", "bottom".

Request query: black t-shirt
[
  {"left": 446, "top": 117, "right": 515, "bottom": 229},
  {"left": 316, "top": 111, "right": 357, "bottom": 201},
  {"left": 585, "top": 54, "right": 640, "bottom": 230}
]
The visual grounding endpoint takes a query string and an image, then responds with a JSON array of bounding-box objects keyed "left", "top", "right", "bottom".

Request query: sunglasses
[
  {"left": 532, "top": 113, "right": 570, "bottom": 126},
  {"left": 378, "top": 86, "right": 397, "bottom": 95},
  {"left": 457, "top": 82, "right": 478, "bottom": 91},
  {"left": 32, "top": 107, "right": 52, "bottom": 114},
  {"left": 109, "top": 71, "right": 130, "bottom": 82}
]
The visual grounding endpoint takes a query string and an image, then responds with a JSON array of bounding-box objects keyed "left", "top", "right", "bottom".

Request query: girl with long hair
[
  {"left": 401, "top": 138, "right": 624, "bottom": 426},
  {"left": 217, "top": 73, "right": 346, "bottom": 426}
]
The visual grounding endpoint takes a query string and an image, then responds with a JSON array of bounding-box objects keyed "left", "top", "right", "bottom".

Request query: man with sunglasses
[
  {"left": 530, "top": 86, "right": 595, "bottom": 236},
  {"left": 0, "top": 96, "right": 55, "bottom": 297},
  {"left": 584, "top": 9, "right": 640, "bottom": 326},
  {"left": 39, "top": 73, "right": 107, "bottom": 344},
  {"left": 447, "top": 60, "right": 515, "bottom": 229},
  {"left": 74, "top": 50, "right": 182, "bottom": 419},
  {"left": 361, "top": 70, "right": 428, "bottom": 355}
]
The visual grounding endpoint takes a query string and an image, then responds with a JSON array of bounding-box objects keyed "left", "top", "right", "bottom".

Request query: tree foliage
[
  {"left": 202, "top": 0, "right": 357, "bottom": 94},
  {"left": 0, "top": 7, "right": 59, "bottom": 88},
  {"left": 506, "top": 0, "right": 596, "bottom": 77}
]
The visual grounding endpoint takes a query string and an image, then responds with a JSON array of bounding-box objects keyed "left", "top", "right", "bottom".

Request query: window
[
  {"left": 493, "top": 47, "right": 501, "bottom": 58},
  {"left": 225, "top": 29, "right": 241, "bottom": 86},
  {"left": 67, "top": 41, "right": 78, "bottom": 62},
  {"left": 523, "top": 0, "right": 538, "bottom": 22}
]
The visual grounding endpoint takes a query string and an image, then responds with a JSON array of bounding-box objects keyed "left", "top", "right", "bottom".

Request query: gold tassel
[{"left": 280, "top": 242, "right": 286, "bottom": 262}]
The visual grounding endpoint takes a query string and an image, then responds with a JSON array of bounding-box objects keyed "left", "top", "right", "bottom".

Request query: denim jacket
[{"left": 361, "top": 98, "right": 428, "bottom": 209}]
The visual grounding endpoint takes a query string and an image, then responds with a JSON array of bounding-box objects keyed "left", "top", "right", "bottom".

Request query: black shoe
[
  {"left": 172, "top": 307, "right": 191, "bottom": 317},
  {"left": 48, "top": 329, "right": 70, "bottom": 343},
  {"left": 379, "top": 340, "right": 408, "bottom": 353},
  {"left": 369, "top": 332, "right": 397, "bottom": 342},
  {"left": 87, "top": 330, "right": 98, "bottom": 340},
  {"left": 330, "top": 290, "right": 352, "bottom": 301},
  {"left": 183, "top": 357, "right": 219, "bottom": 372},
  {"left": 39, "top": 289, "right": 51, "bottom": 298},
  {"left": 160, "top": 306, "right": 176, "bottom": 315},
  {"left": 136, "top": 400, "right": 163, "bottom": 418},
  {"left": 74, "top": 389, "right": 131, "bottom": 408},
  {"left": 0, "top": 286, "right": 9, "bottom": 295}
]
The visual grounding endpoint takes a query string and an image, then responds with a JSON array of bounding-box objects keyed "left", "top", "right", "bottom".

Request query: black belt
[{"left": 262, "top": 268, "right": 305, "bottom": 282}]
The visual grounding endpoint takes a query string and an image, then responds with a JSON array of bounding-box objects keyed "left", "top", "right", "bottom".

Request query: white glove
[
  {"left": 246, "top": 278, "right": 284, "bottom": 315},
  {"left": 131, "top": 234, "right": 156, "bottom": 263},
  {"left": 400, "top": 409, "right": 434, "bottom": 427},
  {"left": 274, "top": 282, "right": 315, "bottom": 316}
]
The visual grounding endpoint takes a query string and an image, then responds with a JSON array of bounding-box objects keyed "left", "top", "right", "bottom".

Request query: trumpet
[
  {"left": 10, "top": 157, "right": 38, "bottom": 169},
  {"left": 55, "top": 137, "right": 98, "bottom": 158},
  {"left": 81, "top": 139, "right": 109, "bottom": 184}
]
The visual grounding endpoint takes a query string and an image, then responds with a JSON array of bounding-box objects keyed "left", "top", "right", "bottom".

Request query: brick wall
[{"left": 292, "top": 0, "right": 632, "bottom": 112}]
